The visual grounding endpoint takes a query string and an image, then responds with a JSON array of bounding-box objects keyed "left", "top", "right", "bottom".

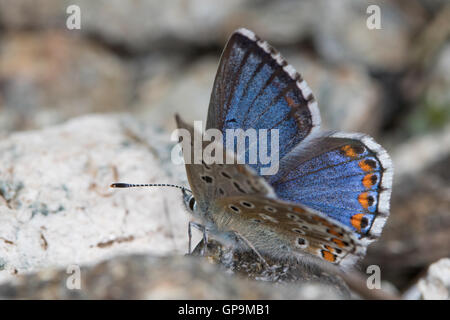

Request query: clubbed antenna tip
[{"left": 110, "top": 183, "right": 132, "bottom": 188}]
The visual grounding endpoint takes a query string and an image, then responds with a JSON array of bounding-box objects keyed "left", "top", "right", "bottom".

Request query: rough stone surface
[
  {"left": 0, "top": 254, "right": 344, "bottom": 299},
  {"left": 313, "top": 0, "right": 415, "bottom": 71},
  {"left": 0, "top": 115, "right": 189, "bottom": 284},
  {"left": 136, "top": 57, "right": 217, "bottom": 131},
  {"left": 403, "top": 258, "right": 450, "bottom": 300},
  {"left": 0, "top": 0, "right": 245, "bottom": 50},
  {"left": 417, "top": 258, "right": 450, "bottom": 300},
  {"left": 405, "top": 42, "right": 450, "bottom": 136},
  {"left": 363, "top": 129, "right": 450, "bottom": 289},
  {"left": 0, "top": 0, "right": 417, "bottom": 70},
  {"left": 0, "top": 31, "right": 131, "bottom": 134}
]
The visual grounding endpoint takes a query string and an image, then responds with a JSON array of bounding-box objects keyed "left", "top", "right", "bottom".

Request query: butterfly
[{"left": 176, "top": 28, "right": 393, "bottom": 270}]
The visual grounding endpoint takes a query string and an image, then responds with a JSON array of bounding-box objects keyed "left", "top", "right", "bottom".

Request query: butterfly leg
[
  {"left": 202, "top": 228, "right": 209, "bottom": 255},
  {"left": 230, "top": 230, "right": 270, "bottom": 269},
  {"left": 188, "top": 221, "right": 193, "bottom": 254}
]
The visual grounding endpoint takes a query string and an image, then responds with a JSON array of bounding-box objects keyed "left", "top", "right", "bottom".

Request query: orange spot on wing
[
  {"left": 324, "top": 245, "right": 334, "bottom": 253},
  {"left": 332, "top": 238, "right": 346, "bottom": 248},
  {"left": 293, "top": 207, "right": 305, "bottom": 214},
  {"left": 321, "top": 250, "right": 336, "bottom": 262},
  {"left": 359, "top": 160, "right": 374, "bottom": 172},
  {"left": 358, "top": 192, "right": 370, "bottom": 209},
  {"left": 327, "top": 229, "right": 341, "bottom": 237},
  {"left": 312, "top": 216, "right": 325, "bottom": 222},
  {"left": 312, "top": 216, "right": 333, "bottom": 228},
  {"left": 362, "top": 173, "right": 375, "bottom": 189},
  {"left": 351, "top": 213, "right": 364, "bottom": 231},
  {"left": 285, "top": 96, "right": 298, "bottom": 108},
  {"left": 341, "top": 145, "right": 357, "bottom": 158}
]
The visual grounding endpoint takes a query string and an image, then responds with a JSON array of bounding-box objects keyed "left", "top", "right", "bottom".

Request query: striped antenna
[{"left": 110, "top": 183, "right": 191, "bottom": 193}]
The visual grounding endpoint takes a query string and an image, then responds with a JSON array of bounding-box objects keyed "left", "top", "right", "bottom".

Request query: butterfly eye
[{"left": 188, "top": 197, "right": 196, "bottom": 211}]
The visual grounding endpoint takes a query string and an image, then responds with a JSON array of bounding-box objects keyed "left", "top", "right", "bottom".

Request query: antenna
[{"left": 110, "top": 183, "right": 191, "bottom": 193}]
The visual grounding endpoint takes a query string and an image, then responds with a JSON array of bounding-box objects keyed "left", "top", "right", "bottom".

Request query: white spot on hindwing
[{"left": 258, "top": 213, "right": 279, "bottom": 223}]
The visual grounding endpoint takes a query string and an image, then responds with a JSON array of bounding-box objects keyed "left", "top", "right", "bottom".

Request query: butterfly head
[{"left": 182, "top": 188, "right": 197, "bottom": 215}]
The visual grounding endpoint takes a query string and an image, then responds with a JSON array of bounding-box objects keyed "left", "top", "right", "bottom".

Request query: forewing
[{"left": 206, "top": 28, "right": 321, "bottom": 173}]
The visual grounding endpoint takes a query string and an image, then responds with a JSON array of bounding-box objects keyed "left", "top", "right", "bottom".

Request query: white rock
[
  {"left": 0, "top": 114, "right": 191, "bottom": 284},
  {"left": 391, "top": 124, "right": 450, "bottom": 181},
  {"left": 403, "top": 258, "right": 450, "bottom": 300},
  {"left": 418, "top": 258, "right": 450, "bottom": 300}
]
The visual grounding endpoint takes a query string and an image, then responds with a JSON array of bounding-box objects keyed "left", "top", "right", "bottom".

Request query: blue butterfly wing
[
  {"left": 206, "top": 28, "right": 320, "bottom": 174},
  {"left": 268, "top": 133, "right": 393, "bottom": 241},
  {"left": 206, "top": 28, "right": 393, "bottom": 242}
]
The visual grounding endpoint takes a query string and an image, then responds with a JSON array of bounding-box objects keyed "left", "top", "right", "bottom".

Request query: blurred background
[{"left": 0, "top": 0, "right": 448, "bottom": 293}]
